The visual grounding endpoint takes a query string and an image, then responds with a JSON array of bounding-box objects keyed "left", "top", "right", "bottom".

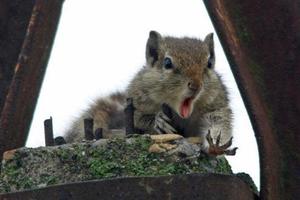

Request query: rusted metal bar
[
  {"left": 0, "top": 0, "right": 35, "bottom": 115},
  {"left": 44, "top": 117, "right": 54, "bottom": 146},
  {"left": 0, "top": 0, "right": 64, "bottom": 159},
  {"left": 124, "top": 98, "right": 135, "bottom": 135},
  {"left": 203, "top": 1, "right": 300, "bottom": 199},
  {"left": 0, "top": 174, "right": 258, "bottom": 200},
  {"left": 84, "top": 118, "right": 94, "bottom": 140}
]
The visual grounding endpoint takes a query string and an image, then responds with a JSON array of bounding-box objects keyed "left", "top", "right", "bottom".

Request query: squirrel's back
[{"left": 65, "top": 92, "right": 126, "bottom": 142}]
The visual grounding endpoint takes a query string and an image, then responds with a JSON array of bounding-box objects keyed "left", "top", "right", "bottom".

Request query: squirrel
[{"left": 65, "top": 31, "right": 236, "bottom": 156}]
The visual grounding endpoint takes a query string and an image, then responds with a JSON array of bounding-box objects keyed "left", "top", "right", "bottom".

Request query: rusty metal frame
[
  {"left": 0, "top": 0, "right": 300, "bottom": 199},
  {"left": 203, "top": 0, "right": 300, "bottom": 199},
  {"left": 0, "top": 0, "right": 64, "bottom": 159},
  {"left": 0, "top": 174, "right": 257, "bottom": 200}
]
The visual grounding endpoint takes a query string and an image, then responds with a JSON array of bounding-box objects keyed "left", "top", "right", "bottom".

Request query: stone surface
[{"left": 0, "top": 134, "right": 256, "bottom": 196}]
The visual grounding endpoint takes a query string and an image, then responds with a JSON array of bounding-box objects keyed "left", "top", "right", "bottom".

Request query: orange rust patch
[{"left": 3, "top": 149, "right": 17, "bottom": 161}]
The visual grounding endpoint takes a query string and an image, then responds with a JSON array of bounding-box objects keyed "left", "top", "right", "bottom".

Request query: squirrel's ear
[
  {"left": 146, "top": 31, "right": 163, "bottom": 66},
  {"left": 204, "top": 33, "right": 214, "bottom": 53},
  {"left": 204, "top": 33, "right": 215, "bottom": 69}
]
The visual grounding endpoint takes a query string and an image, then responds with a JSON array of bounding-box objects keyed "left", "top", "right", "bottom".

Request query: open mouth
[{"left": 179, "top": 97, "right": 194, "bottom": 118}]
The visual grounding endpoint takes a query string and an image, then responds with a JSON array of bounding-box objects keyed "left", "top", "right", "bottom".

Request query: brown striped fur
[{"left": 65, "top": 92, "right": 126, "bottom": 142}]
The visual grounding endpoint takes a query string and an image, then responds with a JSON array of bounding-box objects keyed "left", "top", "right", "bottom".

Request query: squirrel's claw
[
  {"left": 206, "top": 131, "right": 237, "bottom": 156},
  {"left": 224, "top": 147, "right": 238, "bottom": 155},
  {"left": 154, "top": 111, "right": 177, "bottom": 134},
  {"left": 220, "top": 136, "right": 233, "bottom": 149}
]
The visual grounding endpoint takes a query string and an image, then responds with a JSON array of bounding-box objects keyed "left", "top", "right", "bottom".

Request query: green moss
[
  {"left": 0, "top": 135, "right": 237, "bottom": 193},
  {"left": 87, "top": 137, "right": 155, "bottom": 178},
  {"left": 1, "top": 161, "right": 21, "bottom": 192},
  {"left": 215, "top": 157, "right": 233, "bottom": 174},
  {"left": 0, "top": 155, "right": 35, "bottom": 192},
  {"left": 86, "top": 137, "right": 232, "bottom": 179},
  {"left": 40, "top": 174, "right": 59, "bottom": 186}
]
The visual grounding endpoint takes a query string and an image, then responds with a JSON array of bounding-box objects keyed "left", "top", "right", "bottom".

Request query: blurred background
[{"left": 27, "top": 0, "right": 260, "bottom": 188}]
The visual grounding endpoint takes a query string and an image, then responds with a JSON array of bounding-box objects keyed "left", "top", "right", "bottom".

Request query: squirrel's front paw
[
  {"left": 154, "top": 111, "right": 177, "bottom": 134},
  {"left": 205, "top": 130, "right": 237, "bottom": 156}
]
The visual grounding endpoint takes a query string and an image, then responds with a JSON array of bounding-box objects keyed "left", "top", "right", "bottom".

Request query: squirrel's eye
[{"left": 163, "top": 57, "right": 173, "bottom": 69}]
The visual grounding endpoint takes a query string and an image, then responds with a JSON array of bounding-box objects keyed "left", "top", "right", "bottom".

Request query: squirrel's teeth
[{"left": 180, "top": 97, "right": 193, "bottom": 118}]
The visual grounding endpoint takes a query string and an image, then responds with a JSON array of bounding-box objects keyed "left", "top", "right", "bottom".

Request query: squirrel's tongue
[{"left": 180, "top": 97, "right": 193, "bottom": 118}]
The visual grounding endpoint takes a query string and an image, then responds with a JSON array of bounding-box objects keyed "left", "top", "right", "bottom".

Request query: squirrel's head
[{"left": 145, "top": 30, "right": 215, "bottom": 118}]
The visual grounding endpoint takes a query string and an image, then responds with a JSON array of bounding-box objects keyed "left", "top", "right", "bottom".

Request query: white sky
[{"left": 27, "top": 0, "right": 260, "bottom": 188}]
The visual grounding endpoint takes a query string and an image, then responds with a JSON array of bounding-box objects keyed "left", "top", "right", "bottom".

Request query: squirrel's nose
[{"left": 188, "top": 81, "right": 200, "bottom": 92}]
